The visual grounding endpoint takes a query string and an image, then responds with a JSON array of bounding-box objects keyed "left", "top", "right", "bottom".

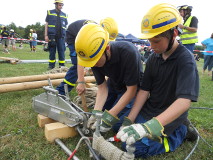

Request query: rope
[
  {"left": 43, "top": 67, "right": 69, "bottom": 74},
  {"left": 92, "top": 133, "right": 134, "bottom": 160},
  {"left": 73, "top": 87, "right": 97, "bottom": 108},
  {"left": 190, "top": 107, "right": 213, "bottom": 110}
]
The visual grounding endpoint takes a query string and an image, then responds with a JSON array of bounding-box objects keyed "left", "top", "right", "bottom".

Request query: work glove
[
  {"left": 87, "top": 110, "right": 103, "bottom": 130},
  {"left": 100, "top": 110, "right": 120, "bottom": 132},
  {"left": 119, "top": 116, "right": 133, "bottom": 131},
  {"left": 116, "top": 118, "right": 166, "bottom": 145}
]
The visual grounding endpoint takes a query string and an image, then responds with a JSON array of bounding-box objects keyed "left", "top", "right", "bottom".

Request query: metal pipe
[
  {"left": 55, "top": 138, "right": 79, "bottom": 160},
  {"left": 76, "top": 126, "right": 100, "bottom": 160}
]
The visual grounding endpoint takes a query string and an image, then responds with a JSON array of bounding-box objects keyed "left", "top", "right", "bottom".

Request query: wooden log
[
  {"left": 0, "top": 73, "right": 66, "bottom": 84},
  {"left": 0, "top": 76, "right": 96, "bottom": 93},
  {"left": 80, "top": 93, "right": 88, "bottom": 112},
  {"left": 0, "top": 79, "right": 64, "bottom": 93},
  {"left": 0, "top": 56, "right": 20, "bottom": 64}
]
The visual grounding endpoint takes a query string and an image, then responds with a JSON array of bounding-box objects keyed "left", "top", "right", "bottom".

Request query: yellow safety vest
[
  {"left": 180, "top": 16, "right": 198, "bottom": 44},
  {"left": 29, "top": 33, "right": 33, "bottom": 40}
]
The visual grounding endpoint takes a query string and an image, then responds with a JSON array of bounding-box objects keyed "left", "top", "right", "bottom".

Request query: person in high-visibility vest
[
  {"left": 178, "top": 5, "right": 198, "bottom": 53},
  {"left": 0, "top": 26, "right": 3, "bottom": 43},
  {"left": 44, "top": 0, "right": 68, "bottom": 70},
  {"left": 28, "top": 29, "right": 33, "bottom": 51}
]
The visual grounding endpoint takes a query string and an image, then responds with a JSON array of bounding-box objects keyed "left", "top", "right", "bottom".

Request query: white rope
[
  {"left": 73, "top": 87, "right": 97, "bottom": 108},
  {"left": 92, "top": 133, "right": 135, "bottom": 160},
  {"left": 43, "top": 67, "right": 69, "bottom": 74}
]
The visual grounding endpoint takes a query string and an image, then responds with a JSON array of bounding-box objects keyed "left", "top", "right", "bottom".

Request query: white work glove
[
  {"left": 87, "top": 110, "right": 103, "bottom": 130},
  {"left": 117, "top": 124, "right": 148, "bottom": 145},
  {"left": 117, "top": 118, "right": 166, "bottom": 145}
]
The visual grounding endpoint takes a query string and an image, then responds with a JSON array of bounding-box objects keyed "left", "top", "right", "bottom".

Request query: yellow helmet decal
[{"left": 75, "top": 23, "right": 109, "bottom": 67}]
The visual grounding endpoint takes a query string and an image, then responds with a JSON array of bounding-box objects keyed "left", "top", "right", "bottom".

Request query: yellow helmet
[
  {"left": 141, "top": 3, "right": 182, "bottom": 39},
  {"left": 100, "top": 17, "right": 118, "bottom": 40},
  {"left": 54, "top": 0, "right": 63, "bottom": 4},
  {"left": 75, "top": 23, "right": 109, "bottom": 67}
]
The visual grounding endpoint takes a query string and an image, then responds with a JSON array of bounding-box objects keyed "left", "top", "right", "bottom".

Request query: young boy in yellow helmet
[
  {"left": 56, "top": 17, "right": 119, "bottom": 96},
  {"left": 75, "top": 23, "right": 143, "bottom": 132},
  {"left": 116, "top": 3, "right": 199, "bottom": 158}
]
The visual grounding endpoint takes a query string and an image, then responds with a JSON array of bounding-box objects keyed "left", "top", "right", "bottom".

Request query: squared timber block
[
  {"left": 45, "top": 122, "right": 78, "bottom": 142},
  {"left": 37, "top": 114, "right": 56, "bottom": 128}
]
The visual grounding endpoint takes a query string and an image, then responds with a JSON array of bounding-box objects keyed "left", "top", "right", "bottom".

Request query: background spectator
[
  {"left": 9, "top": 29, "right": 16, "bottom": 51},
  {"left": 1, "top": 26, "right": 10, "bottom": 54},
  {"left": 178, "top": 5, "right": 198, "bottom": 53},
  {"left": 32, "top": 29, "right": 37, "bottom": 52},
  {"left": 28, "top": 29, "right": 33, "bottom": 51},
  {"left": 201, "top": 33, "right": 213, "bottom": 76}
]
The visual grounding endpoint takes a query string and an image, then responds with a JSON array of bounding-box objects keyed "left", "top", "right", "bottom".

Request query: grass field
[{"left": 0, "top": 44, "right": 212, "bottom": 160}]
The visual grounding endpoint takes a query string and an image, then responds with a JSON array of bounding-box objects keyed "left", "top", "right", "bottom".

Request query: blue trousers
[
  {"left": 56, "top": 44, "right": 77, "bottom": 95},
  {"left": 183, "top": 43, "right": 195, "bottom": 53},
  {"left": 49, "top": 37, "right": 66, "bottom": 68},
  {"left": 102, "top": 80, "right": 135, "bottom": 128},
  {"left": 113, "top": 113, "right": 187, "bottom": 158},
  {"left": 203, "top": 55, "right": 213, "bottom": 71}
]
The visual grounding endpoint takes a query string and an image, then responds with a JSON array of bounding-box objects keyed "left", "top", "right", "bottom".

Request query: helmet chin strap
[
  {"left": 105, "top": 51, "right": 109, "bottom": 61},
  {"left": 165, "top": 29, "right": 175, "bottom": 52}
]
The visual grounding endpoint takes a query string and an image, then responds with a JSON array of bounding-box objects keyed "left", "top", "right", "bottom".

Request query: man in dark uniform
[
  {"left": 44, "top": 0, "right": 68, "bottom": 69},
  {"left": 75, "top": 23, "right": 143, "bottom": 132},
  {"left": 1, "top": 27, "right": 10, "bottom": 54},
  {"left": 117, "top": 3, "right": 199, "bottom": 158},
  {"left": 56, "top": 19, "right": 93, "bottom": 95}
]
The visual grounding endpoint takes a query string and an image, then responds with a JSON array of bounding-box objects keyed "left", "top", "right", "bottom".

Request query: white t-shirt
[{"left": 32, "top": 33, "right": 37, "bottom": 40}]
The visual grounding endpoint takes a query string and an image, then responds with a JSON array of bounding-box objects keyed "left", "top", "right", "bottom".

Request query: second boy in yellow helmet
[
  {"left": 56, "top": 18, "right": 119, "bottom": 96},
  {"left": 76, "top": 23, "right": 143, "bottom": 132}
]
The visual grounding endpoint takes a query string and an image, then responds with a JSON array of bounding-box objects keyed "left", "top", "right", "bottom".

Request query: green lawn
[{"left": 0, "top": 44, "right": 212, "bottom": 160}]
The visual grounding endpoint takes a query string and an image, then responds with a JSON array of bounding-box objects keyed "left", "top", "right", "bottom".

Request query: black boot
[{"left": 183, "top": 119, "right": 198, "bottom": 142}]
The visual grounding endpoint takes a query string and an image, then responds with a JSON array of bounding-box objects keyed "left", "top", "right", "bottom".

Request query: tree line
[{"left": 6, "top": 22, "right": 45, "bottom": 41}]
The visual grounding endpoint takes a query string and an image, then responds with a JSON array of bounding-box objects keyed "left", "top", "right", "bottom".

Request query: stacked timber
[{"left": 0, "top": 73, "right": 96, "bottom": 93}]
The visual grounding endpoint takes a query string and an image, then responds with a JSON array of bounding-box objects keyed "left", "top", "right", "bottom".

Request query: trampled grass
[{"left": 0, "top": 44, "right": 212, "bottom": 160}]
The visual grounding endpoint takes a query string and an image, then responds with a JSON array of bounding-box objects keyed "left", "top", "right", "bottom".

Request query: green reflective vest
[{"left": 180, "top": 16, "right": 198, "bottom": 44}]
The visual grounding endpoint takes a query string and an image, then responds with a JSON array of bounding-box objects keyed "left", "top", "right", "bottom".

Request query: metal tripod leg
[
  {"left": 76, "top": 126, "right": 100, "bottom": 160},
  {"left": 55, "top": 138, "right": 79, "bottom": 160}
]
